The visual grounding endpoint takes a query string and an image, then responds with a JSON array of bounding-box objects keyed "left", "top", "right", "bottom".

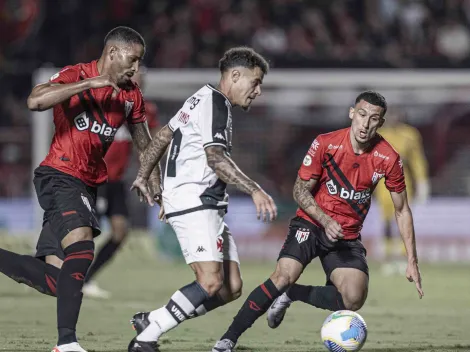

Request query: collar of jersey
[{"left": 206, "top": 84, "right": 233, "bottom": 108}]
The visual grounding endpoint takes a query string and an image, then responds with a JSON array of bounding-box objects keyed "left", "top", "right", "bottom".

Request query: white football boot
[
  {"left": 51, "top": 342, "right": 87, "bottom": 352},
  {"left": 82, "top": 281, "right": 111, "bottom": 299},
  {"left": 267, "top": 292, "right": 292, "bottom": 329}
]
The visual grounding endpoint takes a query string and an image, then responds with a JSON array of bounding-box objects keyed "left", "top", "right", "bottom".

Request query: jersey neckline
[{"left": 206, "top": 84, "right": 233, "bottom": 108}]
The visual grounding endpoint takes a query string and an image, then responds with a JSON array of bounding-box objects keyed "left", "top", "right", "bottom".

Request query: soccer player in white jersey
[{"left": 127, "top": 47, "right": 278, "bottom": 352}]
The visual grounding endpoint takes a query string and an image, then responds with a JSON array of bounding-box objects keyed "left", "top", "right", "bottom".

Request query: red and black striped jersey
[
  {"left": 297, "top": 127, "right": 406, "bottom": 240},
  {"left": 40, "top": 60, "right": 146, "bottom": 186}
]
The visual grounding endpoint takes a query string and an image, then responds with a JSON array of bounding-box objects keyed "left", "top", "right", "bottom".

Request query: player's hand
[
  {"left": 251, "top": 189, "right": 277, "bottom": 222},
  {"left": 130, "top": 176, "right": 155, "bottom": 206},
  {"left": 406, "top": 260, "right": 424, "bottom": 299},
  {"left": 88, "top": 75, "right": 120, "bottom": 96},
  {"left": 324, "top": 217, "right": 344, "bottom": 242}
]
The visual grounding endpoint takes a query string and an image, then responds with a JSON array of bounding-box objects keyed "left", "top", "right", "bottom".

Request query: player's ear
[
  {"left": 349, "top": 107, "right": 354, "bottom": 120},
  {"left": 378, "top": 117, "right": 385, "bottom": 128},
  {"left": 108, "top": 45, "right": 117, "bottom": 60},
  {"left": 231, "top": 69, "right": 240, "bottom": 83}
]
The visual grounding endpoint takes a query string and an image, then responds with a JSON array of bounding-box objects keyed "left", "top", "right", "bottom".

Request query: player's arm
[
  {"left": 293, "top": 176, "right": 343, "bottom": 241},
  {"left": 390, "top": 190, "right": 424, "bottom": 298},
  {"left": 205, "top": 146, "right": 277, "bottom": 221},
  {"left": 131, "top": 124, "right": 173, "bottom": 205},
  {"left": 27, "top": 75, "right": 119, "bottom": 112}
]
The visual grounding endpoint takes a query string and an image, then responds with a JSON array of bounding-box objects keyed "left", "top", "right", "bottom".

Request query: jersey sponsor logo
[
  {"left": 326, "top": 180, "right": 371, "bottom": 204},
  {"left": 328, "top": 144, "right": 343, "bottom": 150},
  {"left": 177, "top": 111, "right": 190, "bottom": 124},
  {"left": 303, "top": 154, "right": 312, "bottom": 166},
  {"left": 308, "top": 139, "right": 320, "bottom": 155},
  {"left": 373, "top": 150, "right": 389, "bottom": 160},
  {"left": 372, "top": 171, "right": 385, "bottom": 185},
  {"left": 73, "top": 113, "right": 118, "bottom": 137},
  {"left": 295, "top": 229, "right": 310, "bottom": 244},
  {"left": 124, "top": 100, "right": 134, "bottom": 118}
]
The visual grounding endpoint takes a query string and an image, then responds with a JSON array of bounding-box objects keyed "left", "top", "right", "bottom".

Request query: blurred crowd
[{"left": 1, "top": 0, "right": 470, "bottom": 197}]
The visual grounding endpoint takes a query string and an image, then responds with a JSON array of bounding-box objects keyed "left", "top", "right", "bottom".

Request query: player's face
[
  {"left": 349, "top": 100, "right": 385, "bottom": 145},
  {"left": 232, "top": 67, "right": 264, "bottom": 111},
  {"left": 109, "top": 43, "right": 145, "bottom": 88}
]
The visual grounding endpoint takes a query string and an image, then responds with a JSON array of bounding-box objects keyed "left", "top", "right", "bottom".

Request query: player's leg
[
  {"left": 213, "top": 217, "right": 316, "bottom": 351},
  {"left": 284, "top": 239, "right": 369, "bottom": 312},
  {"left": 129, "top": 210, "right": 228, "bottom": 351},
  {"left": 191, "top": 225, "right": 243, "bottom": 318},
  {"left": 0, "top": 221, "right": 63, "bottom": 296},
  {"left": 85, "top": 182, "right": 129, "bottom": 298}
]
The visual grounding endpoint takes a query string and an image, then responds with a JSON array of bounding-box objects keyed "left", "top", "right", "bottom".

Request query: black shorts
[
  {"left": 96, "top": 180, "right": 129, "bottom": 219},
  {"left": 33, "top": 166, "right": 101, "bottom": 260},
  {"left": 278, "top": 217, "right": 369, "bottom": 284}
]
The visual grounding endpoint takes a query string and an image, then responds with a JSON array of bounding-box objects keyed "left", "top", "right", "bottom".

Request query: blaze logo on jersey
[
  {"left": 295, "top": 229, "right": 310, "bottom": 244},
  {"left": 326, "top": 179, "right": 371, "bottom": 203},
  {"left": 74, "top": 113, "right": 118, "bottom": 137}
]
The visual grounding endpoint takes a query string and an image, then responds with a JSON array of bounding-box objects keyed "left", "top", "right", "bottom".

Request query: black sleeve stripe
[{"left": 211, "top": 92, "right": 229, "bottom": 144}]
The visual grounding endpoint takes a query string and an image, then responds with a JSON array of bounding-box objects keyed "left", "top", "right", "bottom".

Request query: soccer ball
[{"left": 321, "top": 310, "right": 367, "bottom": 351}]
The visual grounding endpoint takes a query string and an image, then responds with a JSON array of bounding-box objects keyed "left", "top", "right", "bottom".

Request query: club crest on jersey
[
  {"left": 124, "top": 100, "right": 134, "bottom": 118},
  {"left": 295, "top": 228, "right": 310, "bottom": 244}
]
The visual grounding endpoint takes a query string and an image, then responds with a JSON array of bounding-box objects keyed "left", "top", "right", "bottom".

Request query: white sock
[{"left": 136, "top": 320, "right": 163, "bottom": 342}]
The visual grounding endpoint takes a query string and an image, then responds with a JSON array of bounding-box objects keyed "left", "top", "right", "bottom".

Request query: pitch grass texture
[{"left": 0, "top": 234, "right": 468, "bottom": 352}]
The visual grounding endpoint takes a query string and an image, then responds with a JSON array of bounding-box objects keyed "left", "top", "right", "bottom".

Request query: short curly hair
[
  {"left": 355, "top": 90, "right": 387, "bottom": 116},
  {"left": 219, "top": 47, "right": 269, "bottom": 75}
]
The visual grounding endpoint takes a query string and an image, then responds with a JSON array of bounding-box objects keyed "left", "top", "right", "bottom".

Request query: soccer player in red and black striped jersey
[
  {"left": 82, "top": 69, "right": 159, "bottom": 299},
  {"left": 0, "top": 27, "right": 161, "bottom": 352},
  {"left": 212, "top": 91, "right": 424, "bottom": 352}
]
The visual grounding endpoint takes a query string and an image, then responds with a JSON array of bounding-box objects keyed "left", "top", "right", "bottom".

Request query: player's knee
[
  {"left": 112, "top": 227, "right": 128, "bottom": 242},
  {"left": 229, "top": 277, "right": 243, "bottom": 301},
  {"left": 197, "top": 272, "right": 224, "bottom": 297},
  {"left": 111, "top": 216, "right": 129, "bottom": 242},
  {"left": 340, "top": 289, "right": 367, "bottom": 311},
  {"left": 270, "top": 268, "right": 295, "bottom": 291}
]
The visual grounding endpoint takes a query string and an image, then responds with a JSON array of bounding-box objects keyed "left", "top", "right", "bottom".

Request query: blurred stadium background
[{"left": 1, "top": 0, "right": 470, "bottom": 351}]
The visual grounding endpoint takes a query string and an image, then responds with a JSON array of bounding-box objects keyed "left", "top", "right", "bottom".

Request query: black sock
[
  {"left": 85, "top": 238, "right": 121, "bottom": 283},
  {"left": 222, "top": 279, "right": 281, "bottom": 344},
  {"left": 287, "top": 284, "right": 346, "bottom": 311},
  {"left": 57, "top": 241, "right": 94, "bottom": 345},
  {"left": 0, "top": 248, "right": 60, "bottom": 296},
  {"left": 189, "top": 294, "right": 226, "bottom": 319}
]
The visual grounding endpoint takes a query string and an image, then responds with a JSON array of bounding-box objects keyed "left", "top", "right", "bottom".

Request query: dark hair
[
  {"left": 104, "top": 26, "right": 145, "bottom": 48},
  {"left": 219, "top": 46, "right": 269, "bottom": 75},
  {"left": 355, "top": 90, "right": 387, "bottom": 115}
]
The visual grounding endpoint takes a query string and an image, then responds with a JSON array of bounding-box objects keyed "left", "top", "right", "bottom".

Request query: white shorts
[{"left": 168, "top": 209, "right": 240, "bottom": 265}]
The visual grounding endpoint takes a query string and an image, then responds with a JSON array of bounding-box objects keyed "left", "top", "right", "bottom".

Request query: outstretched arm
[
  {"left": 205, "top": 146, "right": 277, "bottom": 221},
  {"left": 293, "top": 176, "right": 343, "bottom": 241},
  {"left": 390, "top": 189, "right": 424, "bottom": 298},
  {"left": 27, "top": 75, "right": 119, "bottom": 111}
]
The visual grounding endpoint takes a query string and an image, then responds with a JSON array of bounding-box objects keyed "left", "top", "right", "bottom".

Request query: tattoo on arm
[
  {"left": 133, "top": 124, "right": 173, "bottom": 180},
  {"left": 205, "top": 146, "right": 260, "bottom": 195},
  {"left": 293, "top": 176, "right": 330, "bottom": 226}
]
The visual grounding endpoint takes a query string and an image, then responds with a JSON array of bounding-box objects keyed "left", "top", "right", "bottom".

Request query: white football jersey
[{"left": 163, "top": 84, "right": 233, "bottom": 218}]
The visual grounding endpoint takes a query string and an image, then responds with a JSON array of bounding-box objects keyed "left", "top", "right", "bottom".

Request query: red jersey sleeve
[
  {"left": 298, "top": 136, "right": 324, "bottom": 180},
  {"left": 49, "top": 66, "right": 79, "bottom": 84},
  {"left": 385, "top": 155, "right": 406, "bottom": 193},
  {"left": 127, "top": 84, "right": 147, "bottom": 125}
]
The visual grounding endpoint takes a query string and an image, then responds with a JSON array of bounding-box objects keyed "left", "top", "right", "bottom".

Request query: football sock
[
  {"left": 57, "top": 241, "right": 94, "bottom": 345},
  {"left": 85, "top": 237, "right": 121, "bottom": 283},
  {"left": 189, "top": 293, "right": 226, "bottom": 318},
  {"left": 222, "top": 279, "right": 281, "bottom": 344},
  {"left": 0, "top": 248, "right": 60, "bottom": 296},
  {"left": 287, "top": 284, "right": 346, "bottom": 311},
  {"left": 138, "top": 281, "right": 210, "bottom": 342}
]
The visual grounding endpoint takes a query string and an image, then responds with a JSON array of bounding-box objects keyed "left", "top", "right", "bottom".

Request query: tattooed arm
[
  {"left": 206, "top": 146, "right": 277, "bottom": 221},
  {"left": 293, "top": 176, "right": 343, "bottom": 241}
]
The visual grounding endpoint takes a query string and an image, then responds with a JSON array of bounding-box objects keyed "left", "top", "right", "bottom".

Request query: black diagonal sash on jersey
[
  {"left": 77, "top": 77, "right": 114, "bottom": 154},
  {"left": 323, "top": 153, "right": 368, "bottom": 219}
]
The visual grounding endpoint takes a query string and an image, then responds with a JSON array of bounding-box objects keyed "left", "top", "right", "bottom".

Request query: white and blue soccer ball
[{"left": 321, "top": 310, "right": 368, "bottom": 352}]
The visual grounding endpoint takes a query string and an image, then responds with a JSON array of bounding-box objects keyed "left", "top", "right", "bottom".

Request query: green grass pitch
[{"left": 0, "top": 234, "right": 468, "bottom": 352}]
